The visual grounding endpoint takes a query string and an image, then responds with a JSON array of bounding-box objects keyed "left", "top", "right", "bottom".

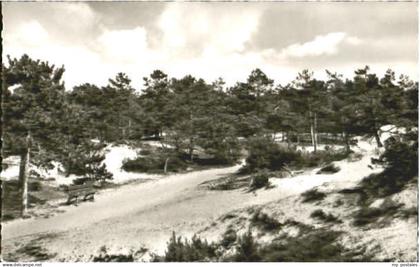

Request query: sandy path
[
  {"left": 2, "top": 164, "right": 234, "bottom": 238},
  {"left": 2, "top": 164, "right": 250, "bottom": 260}
]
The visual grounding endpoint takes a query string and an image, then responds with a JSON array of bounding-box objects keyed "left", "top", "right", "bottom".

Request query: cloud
[
  {"left": 2, "top": 2, "right": 417, "bottom": 91},
  {"left": 281, "top": 32, "right": 351, "bottom": 58},
  {"left": 156, "top": 4, "right": 262, "bottom": 55},
  {"left": 6, "top": 20, "right": 49, "bottom": 47},
  {"left": 97, "top": 27, "right": 149, "bottom": 63}
]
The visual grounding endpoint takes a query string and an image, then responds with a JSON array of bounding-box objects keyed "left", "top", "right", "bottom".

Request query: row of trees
[{"left": 2, "top": 54, "right": 418, "bottom": 215}]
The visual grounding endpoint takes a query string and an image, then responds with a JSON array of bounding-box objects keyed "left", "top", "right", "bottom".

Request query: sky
[{"left": 2, "top": 2, "right": 418, "bottom": 91}]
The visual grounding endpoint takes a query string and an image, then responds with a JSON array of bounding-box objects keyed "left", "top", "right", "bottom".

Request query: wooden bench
[{"left": 65, "top": 182, "right": 96, "bottom": 204}]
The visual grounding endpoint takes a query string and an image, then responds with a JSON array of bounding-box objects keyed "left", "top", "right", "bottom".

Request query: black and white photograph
[{"left": 1, "top": 1, "right": 418, "bottom": 263}]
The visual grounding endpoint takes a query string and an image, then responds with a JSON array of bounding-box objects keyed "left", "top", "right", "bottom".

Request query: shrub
[
  {"left": 92, "top": 246, "right": 136, "bottom": 262},
  {"left": 92, "top": 253, "right": 134, "bottom": 262},
  {"left": 72, "top": 177, "right": 97, "bottom": 186},
  {"left": 139, "top": 149, "right": 153, "bottom": 156},
  {"left": 353, "top": 204, "right": 403, "bottom": 227},
  {"left": 152, "top": 232, "right": 217, "bottom": 262},
  {"left": 15, "top": 244, "right": 57, "bottom": 261},
  {"left": 122, "top": 155, "right": 187, "bottom": 173},
  {"left": 316, "top": 164, "right": 340, "bottom": 174},
  {"left": 153, "top": 226, "right": 372, "bottom": 262},
  {"left": 240, "top": 137, "right": 301, "bottom": 174},
  {"left": 298, "top": 149, "right": 349, "bottom": 169},
  {"left": 62, "top": 140, "right": 113, "bottom": 182},
  {"left": 256, "top": 228, "right": 367, "bottom": 261},
  {"left": 231, "top": 231, "right": 261, "bottom": 262},
  {"left": 249, "top": 172, "right": 270, "bottom": 190},
  {"left": 310, "top": 209, "right": 342, "bottom": 223},
  {"left": 28, "top": 181, "right": 42, "bottom": 191},
  {"left": 301, "top": 189, "right": 326, "bottom": 203},
  {"left": 360, "top": 135, "right": 418, "bottom": 199},
  {"left": 250, "top": 210, "right": 281, "bottom": 231},
  {"left": 199, "top": 138, "right": 242, "bottom": 166},
  {"left": 220, "top": 228, "right": 237, "bottom": 248},
  {"left": 241, "top": 137, "right": 349, "bottom": 174}
]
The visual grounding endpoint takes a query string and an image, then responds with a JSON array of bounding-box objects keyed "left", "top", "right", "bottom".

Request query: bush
[
  {"left": 138, "top": 149, "right": 153, "bottom": 156},
  {"left": 316, "top": 164, "right": 340, "bottom": 174},
  {"left": 256, "top": 228, "right": 370, "bottom": 261},
  {"left": 122, "top": 155, "right": 187, "bottom": 173},
  {"left": 241, "top": 137, "right": 349, "bottom": 174},
  {"left": 297, "top": 149, "right": 349, "bottom": 169},
  {"left": 249, "top": 172, "right": 270, "bottom": 190},
  {"left": 359, "top": 135, "right": 418, "bottom": 199},
  {"left": 310, "top": 209, "right": 342, "bottom": 223},
  {"left": 153, "top": 226, "right": 372, "bottom": 262},
  {"left": 240, "top": 137, "right": 301, "bottom": 174},
  {"left": 72, "top": 177, "right": 92, "bottom": 185},
  {"left": 152, "top": 232, "right": 217, "bottom": 262},
  {"left": 251, "top": 210, "right": 281, "bottom": 231},
  {"left": 301, "top": 189, "right": 326, "bottom": 203},
  {"left": 353, "top": 204, "right": 403, "bottom": 227},
  {"left": 28, "top": 181, "right": 42, "bottom": 191},
  {"left": 231, "top": 231, "right": 261, "bottom": 262},
  {"left": 93, "top": 253, "right": 134, "bottom": 262},
  {"left": 220, "top": 228, "right": 237, "bottom": 248},
  {"left": 62, "top": 141, "right": 113, "bottom": 182},
  {"left": 91, "top": 246, "right": 141, "bottom": 262}
]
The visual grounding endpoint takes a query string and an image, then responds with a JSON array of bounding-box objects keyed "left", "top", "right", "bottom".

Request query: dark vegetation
[
  {"left": 332, "top": 131, "right": 419, "bottom": 227},
  {"left": 359, "top": 132, "right": 418, "bottom": 200},
  {"left": 250, "top": 210, "right": 281, "bottom": 231},
  {"left": 220, "top": 228, "right": 237, "bottom": 248},
  {"left": 14, "top": 244, "right": 57, "bottom": 261},
  {"left": 301, "top": 188, "right": 327, "bottom": 203},
  {"left": 310, "top": 209, "right": 342, "bottom": 224},
  {"left": 151, "top": 232, "right": 218, "bottom": 262},
  {"left": 91, "top": 246, "right": 148, "bottom": 262},
  {"left": 5, "top": 234, "right": 60, "bottom": 261},
  {"left": 240, "top": 136, "right": 350, "bottom": 175},
  {"left": 122, "top": 154, "right": 187, "bottom": 173},
  {"left": 249, "top": 171, "right": 270, "bottom": 190},
  {"left": 150, "top": 223, "right": 374, "bottom": 262},
  {"left": 352, "top": 204, "right": 403, "bottom": 227},
  {"left": 257, "top": 227, "right": 374, "bottom": 262},
  {"left": 316, "top": 163, "right": 341, "bottom": 174},
  {"left": 121, "top": 147, "right": 239, "bottom": 174}
]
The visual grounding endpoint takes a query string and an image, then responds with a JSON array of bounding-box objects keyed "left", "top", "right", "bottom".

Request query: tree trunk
[
  {"left": 164, "top": 157, "right": 169, "bottom": 174},
  {"left": 188, "top": 136, "right": 194, "bottom": 161},
  {"left": 128, "top": 119, "right": 132, "bottom": 138},
  {"left": 343, "top": 131, "right": 351, "bottom": 153},
  {"left": 121, "top": 127, "right": 126, "bottom": 140},
  {"left": 310, "top": 112, "right": 317, "bottom": 153},
  {"left": 374, "top": 130, "right": 383, "bottom": 148},
  {"left": 19, "top": 132, "right": 31, "bottom": 217},
  {"left": 314, "top": 112, "right": 318, "bottom": 152},
  {"left": 189, "top": 146, "right": 194, "bottom": 162}
]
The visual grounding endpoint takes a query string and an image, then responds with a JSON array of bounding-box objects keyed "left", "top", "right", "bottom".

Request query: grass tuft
[{"left": 301, "top": 189, "right": 326, "bottom": 203}]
